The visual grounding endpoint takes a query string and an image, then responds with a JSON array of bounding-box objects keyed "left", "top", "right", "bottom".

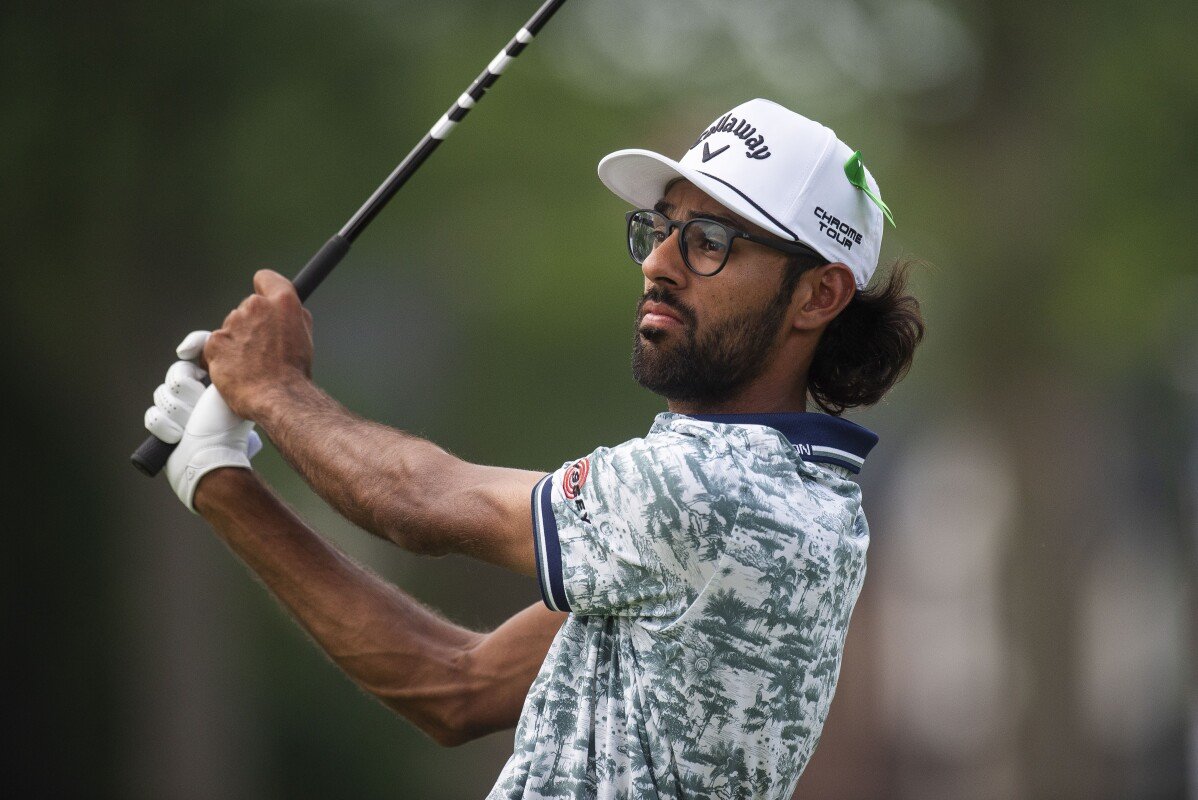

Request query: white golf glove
[{"left": 144, "top": 330, "right": 263, "bottom": 512}]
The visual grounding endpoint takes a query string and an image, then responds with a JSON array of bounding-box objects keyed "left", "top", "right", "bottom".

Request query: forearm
[
  {"left": 247, "top": 380, "right": 540, "bottom": 569},
  {"left": 200, "top": 273, "right": 539, "bottom": 567},
  {"left": 195, "top": 468, "right": 487, "bottom": 744},
  {"left": 250, "top": 380, "right": 459, "bottom": 548}
]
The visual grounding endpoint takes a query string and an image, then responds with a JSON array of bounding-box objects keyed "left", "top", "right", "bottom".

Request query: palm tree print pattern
[{"left": 490, "top": 413, "right": 873, "bottom": 799}]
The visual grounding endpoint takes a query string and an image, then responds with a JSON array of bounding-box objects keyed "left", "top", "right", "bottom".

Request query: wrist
[
  {"left": 244, "top": 374, "right": 320, "bottom": 429},
  {"left": 193, "top": 466, "right": 263, "bottom": 518}
]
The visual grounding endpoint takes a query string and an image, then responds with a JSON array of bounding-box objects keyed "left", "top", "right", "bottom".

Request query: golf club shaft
[{"left": 132, "top": 0, "right": 569, "bottom": 477}]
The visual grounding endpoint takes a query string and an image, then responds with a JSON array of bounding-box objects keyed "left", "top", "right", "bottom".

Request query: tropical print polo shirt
[{"left": 488, "top": 411, "right": 878, "bottom": 799}]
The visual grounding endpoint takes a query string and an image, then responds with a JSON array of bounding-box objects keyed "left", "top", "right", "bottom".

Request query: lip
[{"left": 640, "top": 300, "right": 683, "bottom": 329}]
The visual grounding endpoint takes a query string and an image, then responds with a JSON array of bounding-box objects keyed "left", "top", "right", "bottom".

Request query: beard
[{"left": 631, "top": 284, "right": 791, "bottom": 405}]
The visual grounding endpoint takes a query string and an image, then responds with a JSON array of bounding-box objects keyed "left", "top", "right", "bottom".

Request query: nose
[{"left": 640, "top": 227, "right": 690, "bottom": 290}]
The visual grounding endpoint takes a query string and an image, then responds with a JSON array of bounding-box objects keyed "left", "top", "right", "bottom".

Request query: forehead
[{"left": 658, "top": 179, "right": 773, "bottom": 239}]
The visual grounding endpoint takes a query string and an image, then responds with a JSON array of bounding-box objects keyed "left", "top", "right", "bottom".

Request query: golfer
[{"left": 144, "top": 98, "right": 923, "bottom": 798}]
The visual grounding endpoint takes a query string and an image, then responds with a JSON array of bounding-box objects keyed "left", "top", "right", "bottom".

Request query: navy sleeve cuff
[{"left": 531, "top": 474, "right": 571, "bottom": 612}]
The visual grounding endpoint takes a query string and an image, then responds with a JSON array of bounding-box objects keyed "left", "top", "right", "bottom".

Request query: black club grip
[
  {"left": 131, "top": 428, "right": 177, "bottom": 477},
  {"left": 130, "top": 235, "right": 351, "bottom": 477},
  {"left": 292, "top": 233, "right": 349, "bottom": 302}
]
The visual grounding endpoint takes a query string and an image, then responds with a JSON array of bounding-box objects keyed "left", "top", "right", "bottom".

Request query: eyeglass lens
[{"left": 628, "top": 211, "right": 731, "bottom": 276}]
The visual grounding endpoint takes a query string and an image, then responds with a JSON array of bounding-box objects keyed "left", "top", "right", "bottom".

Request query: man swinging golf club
[{"left": 143, "top": 98, "right": 923, "bottom": 798}]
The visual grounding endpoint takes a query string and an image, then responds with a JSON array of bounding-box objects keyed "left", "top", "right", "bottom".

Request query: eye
[{"left": 689, "top": 222, "right": 728, "bottom": 257}]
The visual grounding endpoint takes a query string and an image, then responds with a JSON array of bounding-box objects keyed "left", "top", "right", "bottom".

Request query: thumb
[
  {"left": 176, "top": 330, "right": 211, "bottom": 361},
  {"left": 186, "top": 385, "right": 246, "bottom": 436},
  {"left": 253, "top": 269, "right": 295, "bottom": 298}
]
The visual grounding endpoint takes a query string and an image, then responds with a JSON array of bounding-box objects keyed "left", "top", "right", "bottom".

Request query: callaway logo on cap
[{"left": 597, "top": 98, "right": 892, "bottom": 288}]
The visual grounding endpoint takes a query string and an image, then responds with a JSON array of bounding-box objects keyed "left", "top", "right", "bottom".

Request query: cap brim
[{"left": 597, "top": 148, "right": 795, "bottom": 241}]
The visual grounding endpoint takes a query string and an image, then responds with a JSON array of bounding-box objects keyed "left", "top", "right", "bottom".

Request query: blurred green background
[{"left": 4, "top": 0, "right": 1194, "bottom": 797}]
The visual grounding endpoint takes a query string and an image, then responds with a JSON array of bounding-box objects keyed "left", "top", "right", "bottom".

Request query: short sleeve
[{"left": 531, "top": 434, "right": 740, "bottom": 619}]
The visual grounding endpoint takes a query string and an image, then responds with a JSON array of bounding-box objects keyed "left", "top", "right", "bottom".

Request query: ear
[{"left": 791, "top": 263, "right": 856, "bottom": 332}]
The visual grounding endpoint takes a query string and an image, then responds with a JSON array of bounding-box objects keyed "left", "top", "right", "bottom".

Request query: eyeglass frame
[{"left": 625, "top": 208, "right": 827, "bottom": 277}]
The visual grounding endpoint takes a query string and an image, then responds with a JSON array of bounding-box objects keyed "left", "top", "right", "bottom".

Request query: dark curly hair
[{"left": 783, "top": 257, "right": 925, "bottom": 415}]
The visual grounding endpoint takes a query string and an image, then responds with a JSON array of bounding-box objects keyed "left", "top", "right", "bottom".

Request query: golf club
[{"left": 132, "top": 0, "right": 570, "bottom": 476}]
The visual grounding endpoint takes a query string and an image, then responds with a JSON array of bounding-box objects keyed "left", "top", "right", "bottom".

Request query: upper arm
[{"left": 423, "top": 462, "right": 546, "bottom": 577}]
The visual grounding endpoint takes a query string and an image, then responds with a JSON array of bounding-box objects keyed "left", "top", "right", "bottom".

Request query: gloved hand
[{"left": 144, "top": 331, "right": 263, "bottom": 511}]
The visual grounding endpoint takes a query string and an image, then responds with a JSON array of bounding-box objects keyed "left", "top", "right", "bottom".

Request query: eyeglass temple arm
[{"left": 738, "top": 231, "right": 825, "bottom": 262}]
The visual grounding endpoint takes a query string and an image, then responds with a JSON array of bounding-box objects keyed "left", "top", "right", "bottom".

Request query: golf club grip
[
  {"left": 293, "top": 233, "right": 350, "bottom": 302},
  {"left": 131, "top": 431, "right": 176, "bottom": 477},
  {"left": 130, "top": 234, "right": 352, "bottom": 477}
]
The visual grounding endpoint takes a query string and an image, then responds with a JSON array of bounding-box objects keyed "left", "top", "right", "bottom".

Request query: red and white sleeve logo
[{"left": 562, "top": 458, "right": 590, "bottom": 500}]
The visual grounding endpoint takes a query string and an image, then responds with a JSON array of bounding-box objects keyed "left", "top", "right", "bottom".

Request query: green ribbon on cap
[{"left": 844, "top": 151, "right": 895, "bottom": 228}]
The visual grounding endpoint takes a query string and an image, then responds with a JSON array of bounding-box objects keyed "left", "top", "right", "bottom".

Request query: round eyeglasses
[{"left": 625, "top": 209, "right": 826, "bottom": 277}]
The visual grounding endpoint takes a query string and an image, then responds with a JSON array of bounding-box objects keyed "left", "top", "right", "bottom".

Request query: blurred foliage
[{"left": 3, "top": 0, "right": 1194, "bottom": 797}]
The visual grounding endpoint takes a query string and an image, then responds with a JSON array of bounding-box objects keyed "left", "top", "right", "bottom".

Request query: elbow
[
  {"left": 399, "top": 706, "right": 469, "bottom": 747},
  {"left": 361, "top": 490, "right": 433, "bottom": 555},
  {"left": 382, "top": 519, "right": 452, "bottom": 557},
  {"left": 376, "top": 694, "right": 473, "bottom": 747},
  {"left": 425, "top": 660, "right": 498, "bottom": 747},
  {"left": 364, "top": 485, "right": 447, "bottom": 555},
  {"left": 435, "top": 697, "right": 507, "bottom": 747},
  {"left": 371, "top": 456, "right": 468, "bottom": 557},
  {"left": 428, "top": 721, "right": 474, "bottom": 748},
  {"left": 367, "top": 648, "right": 493, "bottom": 747}
]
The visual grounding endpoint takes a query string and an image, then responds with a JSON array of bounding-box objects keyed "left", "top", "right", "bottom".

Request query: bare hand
[{"left": 205, "top": 270, "right": 314, "bottom": 421}]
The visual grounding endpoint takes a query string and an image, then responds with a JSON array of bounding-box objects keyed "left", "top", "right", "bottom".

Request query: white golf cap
[{"left": 598, "top": 98, "right": 891, "bottom": 288}]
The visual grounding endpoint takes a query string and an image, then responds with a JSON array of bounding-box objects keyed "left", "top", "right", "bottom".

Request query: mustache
[{"left": 636, "top": 287, "right": 697, "bottom": 327}]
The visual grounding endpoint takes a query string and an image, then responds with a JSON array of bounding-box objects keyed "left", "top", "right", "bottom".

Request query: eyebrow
[{"left": 652, "top": 199, "right": 746, "bottom": 231}]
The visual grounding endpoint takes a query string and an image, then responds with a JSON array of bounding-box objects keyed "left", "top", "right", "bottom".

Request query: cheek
[{"left": 698, "top": 278, "right": 775, "bottom": 323}]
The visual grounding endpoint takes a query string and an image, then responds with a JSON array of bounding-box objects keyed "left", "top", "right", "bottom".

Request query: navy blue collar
[{"left": 686, "top": 412, "right": 878, "bottom": 474}]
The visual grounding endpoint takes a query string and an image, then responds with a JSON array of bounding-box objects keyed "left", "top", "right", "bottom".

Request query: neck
[{"left": 666, "top": 379, "right": 809, "bottom": 417}]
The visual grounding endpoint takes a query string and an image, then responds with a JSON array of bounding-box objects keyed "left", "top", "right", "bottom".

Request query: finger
[
  {"left": 221, "top": 304, "right": 241, "bottom": 331},
  {"left": 253, "top": 269, "right": 293, "bottom": 298},
  {"left": 247, "top": 430, "right": 263, "bottom": 459},
  {"left": 165, "top": 359, "right": 207, "bottom": 385},
  {"left": 302, "top": 307, "right": 313, "bottom": 333},
  {"left": 144, "top": 405, "right": 184, "bottom": 444},
  {"left": 164, "top": 361, "right": 207, "bottom": 404},
  {"left": 201, "top": 329, "right": 223, "bottom": 371},
  {"left": 176, "top": 330, "right": 211, "bottom": 361},
  {"left": 154, "top": 382, "right": 197, "bottom": 428}
]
